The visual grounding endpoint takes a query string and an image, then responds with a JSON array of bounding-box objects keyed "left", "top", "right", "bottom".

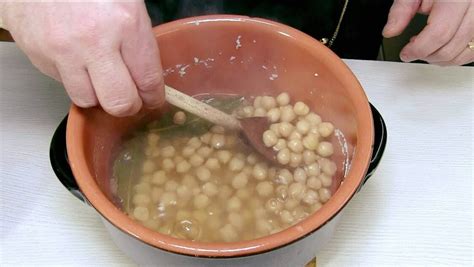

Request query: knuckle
[
  {"left": 103, "top": 99, "right": 140, "bottom": 117},
  {"left": 115, "top": 9, "right": 138, "bottom": 29},
  {"left": 47, "top": 29, "right": 71, "bottom": 54},
  {"left": 137, "top": 72, "right": 163, "bottom": 92},
  {"left": 436, "top": 49, "right": 457, "bottom": 62}
]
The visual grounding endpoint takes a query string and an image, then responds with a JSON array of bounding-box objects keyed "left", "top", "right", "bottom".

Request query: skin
[
  {"left": 383, "top": 0, "right": 474, "bottom": 66},
  {"left": 0, "top": 1, "right": 471, "bottom": 117},
  {"left": 1, "top": 1, "right": 164, "bottom": 117}
]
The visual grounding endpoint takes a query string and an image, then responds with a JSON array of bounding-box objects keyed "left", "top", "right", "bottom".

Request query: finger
[
  {"left": 400, "top": 1, "right": 470, "bottom": 62},
  {"left": 87, "top": 52, "right": 142, "bottom": 117},
  {"left": 436, "top": 47, "right": 474, "bottom": 66},
  {"left": 58, "top": 65, "right": 98, "bottom": 108},
  {"left": 424, "top": 3, "right": 474, "bottom": 63},
  {"left": 419, "top": 0, "right": 435, "bottom": 15},
  {"left": 121, "top": 11, "right": 164, "bottom": 109},
  {"left": 383, "top": 0, "right": 421, "bottom": 38}
]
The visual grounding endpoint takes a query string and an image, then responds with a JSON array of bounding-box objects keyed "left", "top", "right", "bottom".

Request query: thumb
[{"left": 383, "top": 0, "right": 421, "bottom": 38}]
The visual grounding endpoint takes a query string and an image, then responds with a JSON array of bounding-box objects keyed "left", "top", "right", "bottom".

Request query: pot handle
[
  {"left": 358, "top": 103, "right": 387, "bottom": 190},
  {"left": 49, "top": 115, "right": 87, "bottom": 203}
]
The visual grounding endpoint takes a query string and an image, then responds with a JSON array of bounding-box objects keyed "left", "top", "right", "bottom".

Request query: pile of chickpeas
[{"left": 121, "top": 93, "right": 337, "bottom": 242}]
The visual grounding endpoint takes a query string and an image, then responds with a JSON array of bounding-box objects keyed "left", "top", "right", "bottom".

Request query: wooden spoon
[{"left": 165, "top": 85, "right": 277, "bottom": 163}]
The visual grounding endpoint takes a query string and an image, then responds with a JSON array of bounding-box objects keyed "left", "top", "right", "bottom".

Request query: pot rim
[{"left": 66, "top": 15, "right": 374, "bottom": 258}]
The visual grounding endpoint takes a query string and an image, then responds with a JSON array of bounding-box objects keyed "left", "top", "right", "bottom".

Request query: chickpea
[
  {"left": 133, "top": 206, "right": 150, "bottom": 221},
  {"left": 269, "top": 123, "right": 281, "bottom": 135},
  {"left": 246, "top": 153, "right": 259, "bottom": 165},
  {"left": 288, "top": 139, "right": 304, "bottom": 153},
  {"left": 253, "top": 96, "right": 263, "bottom": 109},
  {"left": 152, "top": 170, "right": 167, "bottom": 185},
  {"left": 173, "top": 155, "right": 185, "bottom": 164},
  {"left": 289, "top": 131, "right": 302, "bottom": 140},
  {"left": 134, "top": 182, "right": 151, "bottom": 194},
  {"left": 147, "top": 133, "right": 160, "bottom": 146},
  {"left": 200, "top": 132, "right": 212, "bottom": 145},
  {"left": 196, "top": 166, "right": 211, "bottom": 182},
  {"left": 254, "top": 108, "right": 267, "bottom": 117},
  {"left": 175, "top": 219, "right": 201, "bottom": 240},
  {"left": 176, "top": 185, "right": 192, "bottom": 200},
  {"left": 229, "top": 156, "right": 245, "bottom": 171},
  {"left": 319, "top": 174, "right": 333, "bottom": 187},
  {"left": 160, "top": 192, "right": 177, "bottom": 206},
  {"left": 193, "top": 210, "right": 207, "bottom": 223},
  {"left": 253, "top": 163, "right": 268, "bottom": 180},
  {"left": 256, "top": 181, "right": 274, "bottom": 197},
  {"left": 318, "top": 122, "right": 334, "bottom": 137},
  {"left": 280, "top": 210, "right": 294, "bottom": 224},
  {"left": 288, "top": 182, "right": 305, "bottom": 200},
  {"left": 296, "top": 120, "right": 310, "bottom": 135},
  {"left": 276, "top": 92, "right": 290, "bottom": 106},
  {"left": 218, "top": 185, "right": 233, "bottom": 200},
  {"left": 176, "top": 160, "right": 192, "bottom": 173},
  {"left": 307, "top": 176, "right": 322, "bottom": 190},
  {"left": 207, "top": 216, "right": 223, "bottom": 230},
  {"left": 182, "top": 175, "right": 198, "bottom": 189},
  {"left": 142, "top": 160, "right": 156, "bottom": 174},
  {"left": 161, "top": 146, "right": 176, "bottom": 158},
  {"left": 202, "top": 182, "right": 219, "bottom": 197},
  {"left": 318, "top": 188, "right": 332, "bottom": 203},
  {"left": 187, "top": 137, "right": 202, "bottom": 149},
  {"left": 176, "top": 210, "right": 192, "bottom": 221},
  {"left": 280, "top": 105, "right": 296, "bottom": 122},
  {"left": 242, "top": 106, "right": 254, "bottom": 117},
  {"left": 303, "top": 150, "right": 318, "bottom": 164},
  {"left": 263, "top": 130, "right": 278, "bottom": 147},
  {"left": 320, "top": 158, "right": 337, "bottom": 176},
  {"left": 284, "top": 198, "right": 300, "bottom": 210},
  {"left": 232, "top": 172, "right": 248, "bottom": 189},
  {"left": 228, "top": 212, "right": 245, "bottom": 230},
  {"left": 277, "top": 148, "right": 291, "bottom": 165},
  {"left": 302, "top": 133, "right": 319, "bottom": 150},
  {"left": 216, "top": 150, "right": 232, "bottom": 164},
  {"left": 243, "top": 166, "right": 253, "bottom": 176},
  {"left": 317, "top": 141, "right": 334, "bottom": 157},
  {"left": 210, "top": 134, "right": 226, "bottom": 149},
  {"left": 293, "top": 168, "right": 307, "bottom": 183},
  {"left": 273, "top": 139, "right": 287, "bottom": 151},
  {"left": 275, "top": 169, "right": 293, "bottom": 185},
  {"left": 161, "top": 158, "right": 175, "bottom": 172},
  {"left": 289, "top": 153, "right": 303, "bottom": 168},
  {"left": 204, "top": 158, "right": 220, "bottom": 170},
  {"left": 256, "top": 219, "right": 273, "bottom": 235},
  {"left": 302, "top": 190, "right": 319, "bottom": 205},
  {"left": 293, "top": 101, "right": 310, "bottom": 116},
  {"left": 182, "top": 147, "right": 195, "bottom": 158},
  {"left": 265, "top": 198, "right": 283, "bottom": 214},
  {"left": 194, "top": 194, "right": 210, "bottom": 209},
  {"left": 227, "top": 196, "right": 242, "bottom": 211},
  {"left": 143, "top": 219, "right": 160, "bottom": 231},
  {"left": 189, "top": 154, "right": 205, "bottom": 167},
  {"left": 235, "top": 188, "right": 251, "bottom": 200},
  {"left": 261, "top": 96, "right": 277, "bottom": 110},
  {"left": 267, "top": 108, "right": 281, "bottom": 122},
  {"left": 133, "top": 194, "right": 151, "bottom": 206},
  {"left": 305, "top": 112, "right": 322, "bottom": 125},
  {"left": 278, "top": 122, "right": 294, "bottom": 138},
  {"left": 219, "top": 224, "right": 239, "bottom": 242},
  {"left": 165, "top": 180, "right": 179, "bottom": 192},
  {"left": 173, "top": 111, "right": 187, "bottom": 125},
  {"left": 305, "top": 162, "right": 321, "bottom": 176},
  {"left": 197, "top": 146, "right": 213, "bottom": 157},
  {"left": 310, "top": 202, "right": 323, "bottom": 213}
]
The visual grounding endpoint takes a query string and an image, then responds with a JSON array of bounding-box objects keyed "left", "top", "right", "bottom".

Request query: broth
[{"left": 112, "top": 94, "right": 337, "bottom": 242}]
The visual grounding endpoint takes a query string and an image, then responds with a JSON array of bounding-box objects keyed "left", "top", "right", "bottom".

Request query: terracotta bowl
[{"left": 50, "top": 15, "right": 386, "bottom": 266}]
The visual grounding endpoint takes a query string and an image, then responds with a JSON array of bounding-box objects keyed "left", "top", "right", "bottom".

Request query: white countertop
[{"left": 1, "top": 42, "right": 472, "bottom": 266}]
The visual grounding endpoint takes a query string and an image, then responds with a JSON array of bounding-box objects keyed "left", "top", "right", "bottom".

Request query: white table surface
[{"left": 0, "top": 42, "right": 472, "bottom": 267}]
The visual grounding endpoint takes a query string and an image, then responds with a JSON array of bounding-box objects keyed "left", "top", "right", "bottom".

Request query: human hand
[
  {"left": 382, "top": 0, "right": 474, "bottom": 66},
  {"left": 1, "top": 1, "right": 164, "bottom": 116}
]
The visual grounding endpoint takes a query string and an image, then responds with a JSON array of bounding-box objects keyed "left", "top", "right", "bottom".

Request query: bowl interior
[{"left": 68, "top": 15, "right": 372, "bottom": 257}]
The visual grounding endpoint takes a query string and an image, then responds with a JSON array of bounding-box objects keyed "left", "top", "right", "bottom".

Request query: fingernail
[
  {"left": 400, "top": 52, "right": 412, "bottom": 62},
  {"left": 382, "top": 18, "right": 396, "bottom": 36}
]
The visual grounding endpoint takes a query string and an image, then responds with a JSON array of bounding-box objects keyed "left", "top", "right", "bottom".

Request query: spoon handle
[{"left": 165, "top": 85, "right": 241, "bottom": 130}]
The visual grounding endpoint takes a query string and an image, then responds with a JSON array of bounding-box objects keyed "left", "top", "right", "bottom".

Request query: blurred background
[{"left": 0, "top": 14, "right": 453, "bottom": 64}]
